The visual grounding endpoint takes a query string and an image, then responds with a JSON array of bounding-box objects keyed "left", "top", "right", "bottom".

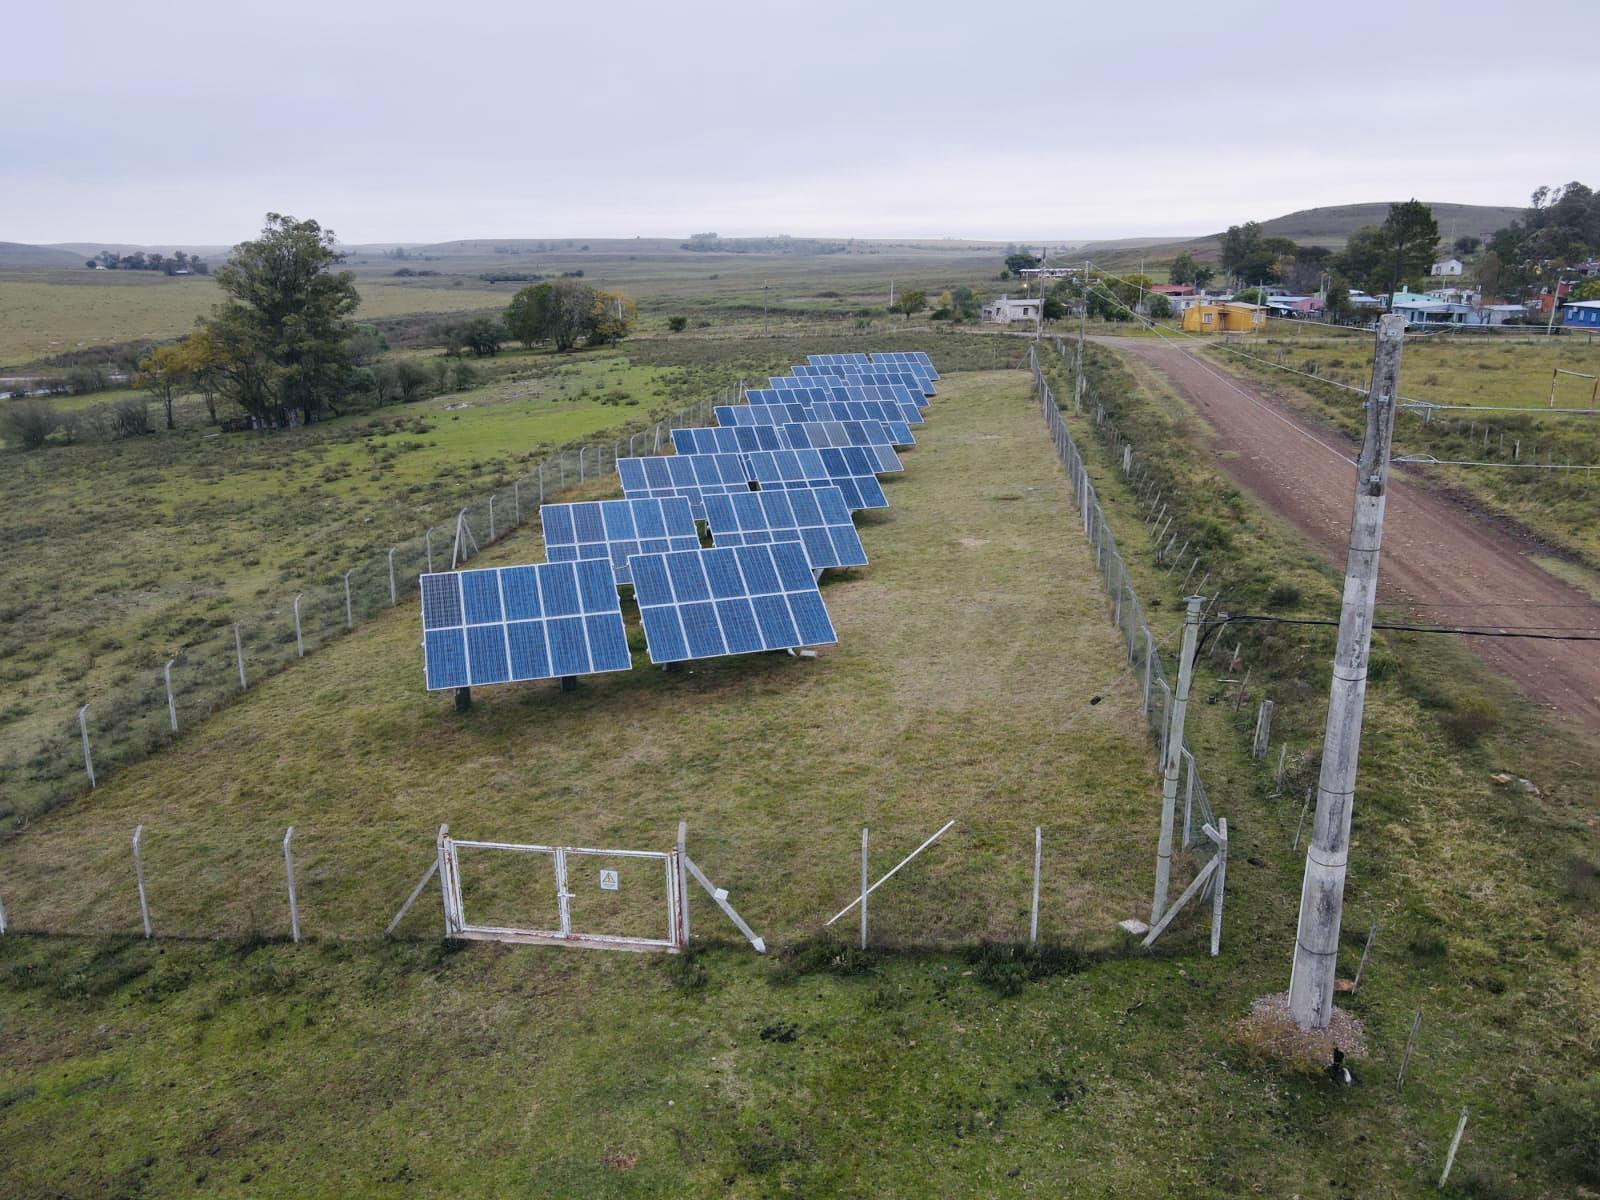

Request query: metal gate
[{"left": 437, "top": 825, "right": 683, "bottom": 952}]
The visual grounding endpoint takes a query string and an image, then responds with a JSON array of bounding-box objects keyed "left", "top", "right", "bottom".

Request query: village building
[
  {"left": 981, "top": 294, "right": 1042, "bottom": 323},
  {"left": 1180, "top": 302, "right": 1266, "bottom": 333}
]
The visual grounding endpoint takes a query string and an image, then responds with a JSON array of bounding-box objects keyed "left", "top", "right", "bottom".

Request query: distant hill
[
  {"left": 1076, "top": 201, "right": 1524, "bottom": 268},
  {"left": 0, "top": 242, "right": 98, "bottom": 269}
]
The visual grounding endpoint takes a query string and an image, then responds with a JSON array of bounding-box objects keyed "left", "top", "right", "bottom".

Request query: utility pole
[
  {"left": 1546, "top": 278, "right": 1567, "bottom": 336},
  {"left": 1287, "top": 313, "right": 1404, "bottom": 1030},
  {"left": 1075, "top": 261, "right": 1088, "bottom": 416},
  {"left": 763, "top": 280, "right": 769, "bottom": 335},
  {"left": 1152, "top": 595, "right": 1205, "bottom": 922}
]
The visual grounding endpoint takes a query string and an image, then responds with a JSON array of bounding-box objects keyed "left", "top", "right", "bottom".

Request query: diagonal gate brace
[{"left": 683, "top": 854, "right": 766, "bottom": 954}]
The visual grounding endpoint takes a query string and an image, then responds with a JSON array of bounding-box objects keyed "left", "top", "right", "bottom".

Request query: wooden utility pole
[
  {"left": 1152, "top": 595, "right": 1205, "bottom": 922},
  {"left": 1288, "top": 313, "right": 1404, "bottom": 1029},
  {"left": 1075, "top": 261, "right": 1089, "bottom": 415}
]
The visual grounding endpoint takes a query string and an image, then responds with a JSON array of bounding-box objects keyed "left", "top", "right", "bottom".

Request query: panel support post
[
  {"left": 234, "top": 623, "right": 247, "bottom": 690},
  {"left": 283, "top": 826, "right": 301, "bottom": 943},
  {"left": 292, "top": 593, "right": 304, "bottom": 657},
  {"left": 425, "top": 528, "right": 433, "bottom": 573},
  {"left": 1029, "top": 826, "right": 1042, "bottom": 948},
  {"left": 513, "top": 479, "right": 520, "bottom": 525},
  {"left": 77, "top": 703, "right": 95, "bottom": 789},
  {"left": 1289, "top": 314, "right": 1403, "bottom": 1030},
  {"left": 1153, "top": 596, "right": 1205, "bottom": 922},
  {"left": 133, "top": 824, "right": 151, "bottom": 938},
  {"left": 163, "top": 658, "right": 178, "bottom": 733},
  {"left": 859, "top": 827, "right": 869, "bottom": 951},
  {"left": 488, "top": 495, "right": 496, "bottom": 542}
]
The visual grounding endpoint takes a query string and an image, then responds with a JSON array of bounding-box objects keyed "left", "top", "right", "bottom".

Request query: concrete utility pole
[
  {"left": 1076, "top": 261, "right": 1089, "bottom": 414},
  {"left": 1288, "top": 313, "right": 1404, "bottom": 1029},
  {"left": 1152, "top": 595, "right": 1205, "bottom": 922}
]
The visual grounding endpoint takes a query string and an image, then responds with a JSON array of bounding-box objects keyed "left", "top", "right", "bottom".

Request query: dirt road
[{"left": 1106, "top": 336, "right": 1600, "bottom": 732}]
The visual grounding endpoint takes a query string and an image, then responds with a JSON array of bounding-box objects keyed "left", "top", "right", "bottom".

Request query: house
[
  {"left": 1151, "top": 284, "right": 1196, "bottom": 297},
  {"left": 1180, "top": 302, "right": 1266, "bottom": 333},
  {"left": 1430, "top": 257, "right": 1464, "bottom": 277},
  {"left": 1017, "top": 266, "right": 1079, "bottom": 281},
  {"left": 1167, "top": 293, "right": 1212, "bottom": 316},
  {"left": 981, "top": 294, "right": 1042, "bottom": 323},
  {"left": 1563, "top": 300, "right": 1600, "bottom": 329},
  {"left": 1265, "top": 295, "right": 1324, "bottom": 319},
  {"left": 1477, "top": 304, "right": 1527, "bottom": 326},
  {"left": 1571, "top": 259, "right": 1600, "bottom": 278}
]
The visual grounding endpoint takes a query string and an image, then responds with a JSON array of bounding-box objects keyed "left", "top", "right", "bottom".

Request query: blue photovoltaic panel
[
  {"left": 631, "top": 543, "right": 838, "bottom": 663},
  {"left": 778, "top": 421, "right": 903, "bottom": 473},
  {"left": 672, "top": 425, "right": 785, "bottom": 455},
  {"left": 703, "top": 485, "right": 868, "bottom": 570},
  {"left": 716, "top": 402, "right": 813, "bottom": 426},
  {"left": 744, "top": 448, "right": 889, "bottom": 511},
  {"left": 805, "top": 399, "right": 914, "bottom": 446},
  {"left": 419, "top": 559, "right": 631, "bottom": 690},
  {"left": 540, "top": 497, "right": 701, "bottom": 583},
  {"left": 617, "top": 453, "right": 754, "bottom": 520}
]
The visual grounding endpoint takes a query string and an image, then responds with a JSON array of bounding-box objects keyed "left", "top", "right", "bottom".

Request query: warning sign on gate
[{"left": 598, "top": 869, "right": 619, "bottom": 891}]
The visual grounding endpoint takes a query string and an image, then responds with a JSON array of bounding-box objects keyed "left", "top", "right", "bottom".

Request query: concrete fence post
[
  {"left": 133, "top": 824, "right": 151, "bottom": 938},
  {"left": 283, "top": 826, "right": 301, "bottom": 944},
  {"left": 163, "top": 658, "right": 178, "bottom": 733},
  {"left": 77, "top": 703, "right": 95, "bottom": 789},
  {"left": 292, "top": 593, "right": 304, "bottom": 657},
  {"left": 234, "top": 623, "right": 247, "bottom": 690},
  {"left": 343, "top": 571, "right": 354, "bottom": 630},
  {"left": 488, "top": 495, "right": 496, "bottom": 542},
  {"left": 387, "top": 549, "right": 397, "bottom": 605}
]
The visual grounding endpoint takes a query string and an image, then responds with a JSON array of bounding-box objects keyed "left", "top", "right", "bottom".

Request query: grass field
[
  {"left": 3, "top": 364, "right": 1597, "bottom": 1197},
  {"left": 0, "top": 271, "right": 506, "bottom": 366}
]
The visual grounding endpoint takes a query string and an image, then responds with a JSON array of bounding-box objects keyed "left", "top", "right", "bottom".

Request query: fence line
[
  {"left": 1028, "top": 343, "right": 1219, "bottom": 854},
  {"left": 4, "top": 388, "right": 737, "bottom": 826}
]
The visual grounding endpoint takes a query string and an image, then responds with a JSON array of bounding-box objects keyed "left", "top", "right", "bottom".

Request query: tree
[
  {"left": 461, "top": 317, "right": 505, "bottom": 357},
  {"left": 1453, "top": 235, "right": 1482, "bottom": 256},
  {"left": 344, "top": 324, "right": 387, "bottom": 366},
  {"left": 135, "top": 343, "right": 192, "bottom": 429},
  {"left": 1477, "top": 250, "right": 1504, "bottom": 299},
  {"left": 892, "top": 289, "right": 927, "bottom": 320},
  {"left": 951, "top": 286, "right": 982, "bottom": 321},
  {"left": 1168, "top": 252, "right": 1203, "bottom": 285},
  {"left": 1233, "top": 287, "right": 1269, "bottom": 307},
  {"left": 1572, "top": 279, "right": 1600, "bottom": 302},
  {"left": 549, "top": 278, "right": 600, "bottom": 350},
  {"left": 1220, "top": 222, "right": 1282, "bottom": 283},
  {"left": 589, "top": 291, "right": 637, "bottom": 345},
  {"left": 1147, "top": 294, "right": 1173, "bottom": 319},
  {"left": 1336, "top": 225, "right": 1389, "bottom": 291},
  {"left": 200, "top": 213, "right": 361, "bottom": 427},
  {"left": 376, "top": 358, "right": 431, "bottom": 404},
  {"left": 1324, "top": 279, "right": 1355, "bottom": 324},
  {"left": 1004, "top": 252, "right": 1040, "bottom": 277},
  {"left": 1042, "top": 296, "right": 1067, "bottom": 321},
  {"left": 505, "top": 282, "right": 555, "bottom": 348},
  {"left": 85, "top": 259, "right": 96, "bottom": 270},
  {"left": 667, "top": 315, "right": 688, "bottom": 333},
  {"left": 1378, "top": 199, "right": 1439, "bottom": 305},
  {"left": 173, "top": 327, "right": 226, "bottom": 424}
]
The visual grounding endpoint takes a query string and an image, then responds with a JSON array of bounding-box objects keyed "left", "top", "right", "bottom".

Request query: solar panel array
[{"left": 420, "top": 350, "right": 937, "bottom": 685}]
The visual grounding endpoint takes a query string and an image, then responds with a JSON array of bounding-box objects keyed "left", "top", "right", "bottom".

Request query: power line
[
  {"left": 1206, "top": 612, "right": 1600, "bottom": 642},
  {"left": 1394, "top": 453, "right": 1600, "bottom": 472}
]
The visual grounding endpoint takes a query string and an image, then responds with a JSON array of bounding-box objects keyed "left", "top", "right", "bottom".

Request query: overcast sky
[{"left": 4, "top": 1, "right": 1593, "bottom": 245}]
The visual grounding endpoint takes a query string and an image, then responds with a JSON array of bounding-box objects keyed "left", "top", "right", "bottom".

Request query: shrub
[
  {"left": 1535, "top": 1074, "right": 1600, "bottom": 1185},
  {"left": 109, "top": 399, "right": 153, "bottom": 438},
  {"left": 667, "top": 316, "right": 688, "bottom": 333},
  {"left": 2, "top": 399, "right": 59, "bottom": 449},
  {"left": 1439, "top": 695, "right": 1500, "bottom": 748},
  {"left": 1266, "top": 583, "right": 1302, "bottom": 609}
]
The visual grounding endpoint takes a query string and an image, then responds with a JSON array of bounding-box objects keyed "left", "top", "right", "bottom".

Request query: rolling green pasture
[
  {"left": 2, "top": 369, "right": 1595, "bottom": 1197},
  {"left": 0, "top": 271, "right": 503, "bottom": 366}
]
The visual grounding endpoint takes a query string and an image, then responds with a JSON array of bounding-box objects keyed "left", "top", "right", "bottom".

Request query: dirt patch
[
  {"left": 1235, "top": 992, "right": 1367, "bottom": 1071},
  {"left": 959, "top": 537, "right": 990, "bottom": 549}
]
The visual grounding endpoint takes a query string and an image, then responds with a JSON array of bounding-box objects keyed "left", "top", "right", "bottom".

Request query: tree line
[{"left": 89, "top": 249, "right": 210, "bottom": 274}]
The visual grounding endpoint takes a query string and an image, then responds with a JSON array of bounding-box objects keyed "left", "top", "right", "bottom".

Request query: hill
[
  {"left": 0, "top": 242, "right": 97, "bottom": 269},
  {"left": 1076, "top": 200, "right": 1524, "bottom": 269}
]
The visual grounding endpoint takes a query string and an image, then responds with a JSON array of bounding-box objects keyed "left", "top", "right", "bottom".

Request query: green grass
[
  {"left": 0, "top": 271, "right": 504, "bottom": 366},
  {"left": 3, "top": 364, "right": 1597, "bottom": 1197}
]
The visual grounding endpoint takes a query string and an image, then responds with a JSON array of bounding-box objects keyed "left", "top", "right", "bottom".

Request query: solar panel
[
  {"left": 672, "top": 425, "right": 785, "bottom": 455},
  {"left": 617, "top": 453, "right": 754, "bottom": 520},
  {"left": 805, "top": 399, "right": 914, "bottom": 445},
  {"left": 540, "top": 497, "right": 700, "bottom": 583},
  {"left": 716, "top": 402, "right": 813, "bottom": 426},
  {"left": 778, "top": 421, "right": 903, "bottom": 473},
  {"left": 420, "top": 559, "right": 632, "bottom": 690},
  {"left": 703, "top": 485, "right": 868, "bottom": 570},
  {"left": 631, "top": 543, "right": 838, "bottom": 664},
  {"left": 745, "top": 448, "right": 889, "bottom": 511}
]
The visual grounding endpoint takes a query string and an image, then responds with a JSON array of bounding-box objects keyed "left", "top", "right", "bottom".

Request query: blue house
[{"left": 1562, "top": 300, "right": 1600, "bottom": 328}]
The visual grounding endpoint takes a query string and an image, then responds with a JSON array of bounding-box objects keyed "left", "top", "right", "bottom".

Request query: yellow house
[{"left": 1181, "top": 302, "right": 1267, "bottom": 333}]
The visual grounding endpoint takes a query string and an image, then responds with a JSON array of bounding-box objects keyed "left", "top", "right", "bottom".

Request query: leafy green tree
[
  {"left": 1572, "top": 279, "right": 1600, "bottom": 302},
  {"left": 667, "top": 315, "right": 688, "bottom": 332},
  {"left": 1324, "top": 279, "right": 1355, "bottom": 323},
  {"left": 892, "top": 289, "right": 927, "bottom": 320},
  {"left": 1168, "top": 252, "right": 1201, "bottom": 285},
  {"left": 1233, "top": 287, "right": 1268, "bottom": 307},
  {"left": 505, "top": 282, "right": 555, "bottom": 348},
  {"left": 1453, "top": 235, "right": 1482, "bottom": 256},
  {"left": 1004, "top": 252, "right": 1040, "bottom": 276},
  {"left": 951, "top": 286, "right": 982, "bottom": 321},
  {"left": 1147, "top": 294, "right": 1173, "bottom": 319},
  {"left": 1378, "top": 199, "right": 1440, "bottom": 304},
  {"left": 461, "top": 317, "right": 505, "bottom": 357},
  {"left": 135, "top": 343, "right": 191, "bottom": 429},
  {"left": 549, "top": 278, "right": 601, "bottom": 350},
  {"left": 344, "top": 324, "right": 387, "bottom": 366},
  {"left": 1042, "top": 296, "right": 1067, "bottom": 321},
  {"left": 201, "top": 213, "right": 360, "bottom": 427},
  {"left": 1336, "top": 225, "right": 1389, "bottom": 292},
  {"left": 1220, "top": 222, "right": 1275, "bottom": 282}
]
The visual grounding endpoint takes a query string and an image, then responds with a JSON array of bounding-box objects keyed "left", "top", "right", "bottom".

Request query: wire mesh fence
[
  {"left": 1, "top": 389, "right": 731, "bottom": 828},
  {"left": 1029, "top": 343, "right": 1218, "bottom": 853}
]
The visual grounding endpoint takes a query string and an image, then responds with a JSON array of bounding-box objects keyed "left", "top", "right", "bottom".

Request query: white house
[
  {"left": 982, "top": 294, "right": 1042, "bottom": 323},
  {"left": 1430, "top": 257, "right": 1464, "bottom": 277}
]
